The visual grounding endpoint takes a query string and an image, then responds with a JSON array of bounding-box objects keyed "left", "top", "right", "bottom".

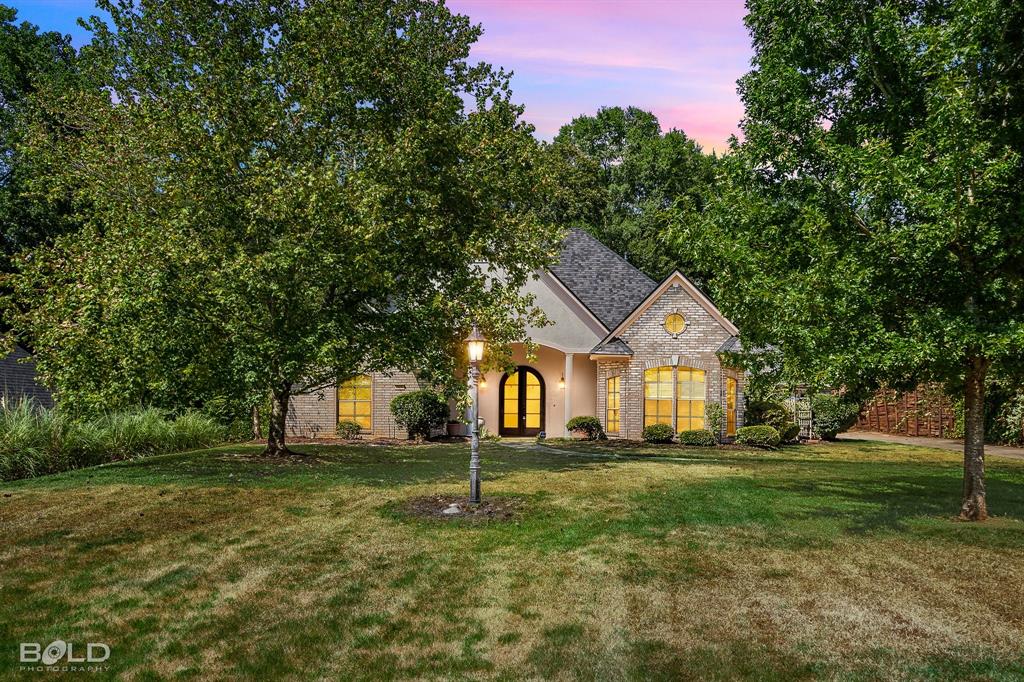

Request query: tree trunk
[
  {"left": 251, "top": 404, "right": 262, "bottom": 440},
  {"left": 265, "top": 382, "right": 292, "bottom": 456},
  {"left": 960, "top": 355, "right": 989, "bottom": 521}
]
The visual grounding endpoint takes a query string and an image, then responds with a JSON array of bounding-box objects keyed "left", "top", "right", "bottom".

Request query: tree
[
  {"left": 553, "top": 106, "right": 717, "bottom": 281},
  {"left": 0, "top": 5, "right": 78, "bottom": 336},
  {"left": 678, "top": 0, "right": 1024, "bottom": 520},
  {"left": 10, "top": 0, "right": 561, "bottom": 455}
]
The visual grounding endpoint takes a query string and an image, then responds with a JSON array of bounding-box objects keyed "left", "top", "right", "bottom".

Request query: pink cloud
[{"left": 448, "top": 0, "right": 752, "bottom": 150}]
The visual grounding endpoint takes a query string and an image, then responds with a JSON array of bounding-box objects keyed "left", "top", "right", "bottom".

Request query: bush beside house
[
  {"left": 642, "top": 424, "right": 675, "bottom": 444},
  {"left": 566, "top": 416, "right": 604, "bottom": 440},
  {"left": 390, "top": 390, "right": 448, "bottom": 440},
  {"left": 678, "top": 429, "right": 716, "bottom": 446},
  {"left": 336, "top": 420, "right": 362, "bottom": 439},
  {"left": 735, "top": 425, "right": 781, "bottom": 449}
]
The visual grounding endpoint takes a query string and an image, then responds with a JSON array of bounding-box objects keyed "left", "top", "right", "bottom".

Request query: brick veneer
[
  {"left": 595, "top": 283, "right": 745, "bottom": 440},
  {"left": 287, "top": 370, "right": 421, "bottom": 438}
]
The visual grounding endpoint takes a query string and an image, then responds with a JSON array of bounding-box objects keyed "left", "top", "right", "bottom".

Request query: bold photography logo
[{"left": 19, "top": 640, "right": 110, "bottom": 672}]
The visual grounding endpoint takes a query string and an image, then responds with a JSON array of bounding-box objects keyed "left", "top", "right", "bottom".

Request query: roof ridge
[{"left": 565, "top": 228, "right": 656, "bottom": 286}]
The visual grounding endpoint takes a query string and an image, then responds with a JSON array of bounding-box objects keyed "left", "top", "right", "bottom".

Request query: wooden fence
[{"left": 854, "top": 386, "right": 955, "bottom": 438}]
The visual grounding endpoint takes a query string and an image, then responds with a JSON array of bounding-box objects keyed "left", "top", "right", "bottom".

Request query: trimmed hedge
[
  {"left": 811, "top": 394, "right": 860, "bottom": 440},
  {"left": 336, "top": 420, "right": 362, "bottom": 439},
  {"left": 390, "top": 389, "right": 448, "bottom": 440},
  {"left": 566, "top": 416, "right": 604, "bottom": 440},
  {"left": 678, "top": 429, "right": 716, "bottom": 447},
  {"left": 642, "top": 423, "right": 675, "bottom": 444},
  {"left": 735, "top": 425, "right": 781, "bottom": 449}
]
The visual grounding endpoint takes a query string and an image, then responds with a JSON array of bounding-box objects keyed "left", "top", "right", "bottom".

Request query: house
[
  {"left": 287, "top": 229, "right": 745, "bottom": 440},
  {"left": 1, "top": 344, "right": 54, "bottom": 408}
]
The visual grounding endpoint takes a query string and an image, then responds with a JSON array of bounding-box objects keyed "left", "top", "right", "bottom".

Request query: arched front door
[{"left": 499, "top": 366, "right": 545, "bottom": 437}]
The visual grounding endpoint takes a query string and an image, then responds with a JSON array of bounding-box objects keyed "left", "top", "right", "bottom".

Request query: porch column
[{"left": 563, "top": 352, "right": 574, "bottom": 437}]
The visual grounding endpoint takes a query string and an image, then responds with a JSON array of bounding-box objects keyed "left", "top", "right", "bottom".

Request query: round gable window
[{"left": 664, "top": 313, "right": 686, "bottom": 335}]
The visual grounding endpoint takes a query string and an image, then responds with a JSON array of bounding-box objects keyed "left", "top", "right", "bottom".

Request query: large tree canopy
[
  {"left": 680, "top": 0, "right": 1024, "bottom": 519},
  {"left": 0, "top": 5, "right": 78, "bottom": 335},
  {"left": 553, "top": 106, "right": 717, "bottom": 282},
  {"left": 10, "top": 0, "right": 562, "bottom": 453}
]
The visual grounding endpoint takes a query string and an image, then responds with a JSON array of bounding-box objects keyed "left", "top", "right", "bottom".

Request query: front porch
[{"left": 476, "top": 343, "right": 597, "bottom": 439}]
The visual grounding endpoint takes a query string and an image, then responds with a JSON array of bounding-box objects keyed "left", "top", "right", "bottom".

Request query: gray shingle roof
[
  {"left": 549, "top": 229, "right": 656, "bottom": 330},
  {"left": 717, "top": 336, "right": 741, "bottom": 353},
  {"left": 1, "top": 345, "right": 54, "bottom": 408},
  {"left": 589, "top": 338, "right": 633, "bottom": 356}
]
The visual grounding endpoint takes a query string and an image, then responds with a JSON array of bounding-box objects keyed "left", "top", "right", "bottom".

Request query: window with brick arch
[
  {"left": 606, "top": 376, "right": 621, "bottom": 434},
  {"left": 338, "top": 374, "right": 372, "bottom": 431}
]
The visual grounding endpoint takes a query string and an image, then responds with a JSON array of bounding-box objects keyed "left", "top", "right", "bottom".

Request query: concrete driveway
[{"left": 837, "top": 431, "right": 1024, "bottom": 461}]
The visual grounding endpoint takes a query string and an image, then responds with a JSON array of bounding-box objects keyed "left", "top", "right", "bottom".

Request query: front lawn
[{"left": 2, "top": 440, "right": 1024, "bottom": 680}]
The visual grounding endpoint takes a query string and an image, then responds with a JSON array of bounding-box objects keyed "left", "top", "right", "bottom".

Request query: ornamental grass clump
[{"left": 0, "top": 400, "right": 225, "bottom": 481}]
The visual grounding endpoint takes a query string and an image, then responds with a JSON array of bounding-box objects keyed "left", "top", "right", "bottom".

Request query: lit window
[
  {"left": 664, "top": 313, "right": 685, "bottom": 335},
  {"left": 643, "top": 367, "right": 674, "bottom": 427},
  {"left": 676, "top": 368, "right": 706, "bottom": 432},
  {"left": 338, "top": 374, "right": 372, "bottom": 431},
  {"left": 606, "top": 376, "right": 620, "bottom": 434}
]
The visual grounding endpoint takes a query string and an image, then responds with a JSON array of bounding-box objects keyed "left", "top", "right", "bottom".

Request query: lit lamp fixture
[
  {"left": 558, "top": 376, "right": 565, "bottom": 390},
  {"left": 466, "top": 325, "right": 486, "bottom": 503},
  {"left": 479, "top": 377, "right": 487, "bottom": 389}
]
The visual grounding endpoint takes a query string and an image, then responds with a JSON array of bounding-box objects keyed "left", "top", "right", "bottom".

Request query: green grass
[{"left": 2, "top": 438, "right": 1024, "bottom": 680}]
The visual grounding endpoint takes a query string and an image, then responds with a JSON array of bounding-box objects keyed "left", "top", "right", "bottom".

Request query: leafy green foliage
[
  {"left": 679, "top": 0, "right": 1024, "bottom": 516},
  {"left": 0, "top": 400, "right": 224, "bottom": 480},
  {"left": 779, "top": 423, "right": 801, "bottom": 443},
  {"left": 704, "top": 402, "right": 724, "bottom": 440},
  {"left": 746, "top": 400, "right": 791, "bottom": 432},
  {"left": 566, "top": 416, "right": 604, "bottom": 440},
  {"left": 553, "top": 106, "right": 718, "bottom": 281},
  {"left": 735, "top": 425, "right": 781, "bottom": 449},
  {"left": 8, "top": 0, "right": 562, "bottom": 452},
  {"left": 0, "top": 5, "right": 80, "bottom": 335},
  {"left": 678, "top": 429, "right": 716, "bottom": 447},
  {"left": 641, "top": 423, "right": 675, "bottom": 444},
  {"left": 336, "top": 420, "right": 362, "bottom": 440},
  {"left": 390, "top": 390, "right": 448, "bottom": 440},
  {"left": 811, "top": 395, "right": 861, "bottom": 441}
]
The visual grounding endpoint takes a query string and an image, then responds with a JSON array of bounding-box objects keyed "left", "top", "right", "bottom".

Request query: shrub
[
  {"left": 336, "top": 420, "right": 362, "bottom": 439},
  {"left": 735, "top": 425, "right": 781, "bottom": 449},
  {"left": 746, "top": 400, "right": 791, "bottom": 431},
  {"left": 390, "top": 389, "right": 448, "bottom": 440},
  {"left": 779, "top": 422, "right": 801, "bottom": 443},
  {"left": 566, "top": 416, "right": 604, "bottom": 440},
  {"left": 642, "top": 423, "right": 675, "bottom": 444},
  {"left": 811, "top": 394, "right": 860, "bottom": 440},
  {"left": 678, "top": 429, "right": 716, "bottom": 447},
  {"left": 704, "top": 403, "right": 724, "bottom": 441},
  {"left": 0, "top": 401, "right": 225, "bottom": 481}
]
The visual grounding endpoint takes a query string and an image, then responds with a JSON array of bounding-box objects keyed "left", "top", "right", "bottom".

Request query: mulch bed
[{"left": 399, "top": 494, "right": 525, "bottom": 523}]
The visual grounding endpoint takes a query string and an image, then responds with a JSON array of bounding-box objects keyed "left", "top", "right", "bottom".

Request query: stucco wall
[{"left": 476, "top": 344, "right": 597, "bottom": 438}]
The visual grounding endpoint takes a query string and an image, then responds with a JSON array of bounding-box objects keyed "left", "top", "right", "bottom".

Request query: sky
[{"left": 11, "top": 0, "right": 752, "bottom": 153}]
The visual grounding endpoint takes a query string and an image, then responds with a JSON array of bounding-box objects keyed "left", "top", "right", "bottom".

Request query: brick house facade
[{"left": 288, "top": 229, "right": 745, "bottom": 440}]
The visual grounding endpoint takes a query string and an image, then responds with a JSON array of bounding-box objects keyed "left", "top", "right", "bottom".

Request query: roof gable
[
  {"left": 606, "top": 270, "right": 739, "bottom": 339},
  {"left": 548, "top": 229, "right": 656, "bottom": 330}
]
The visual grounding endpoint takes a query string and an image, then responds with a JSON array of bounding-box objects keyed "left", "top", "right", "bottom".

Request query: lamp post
[{"left": 466, "top": 326, "right": 486, "bottom": 503}]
